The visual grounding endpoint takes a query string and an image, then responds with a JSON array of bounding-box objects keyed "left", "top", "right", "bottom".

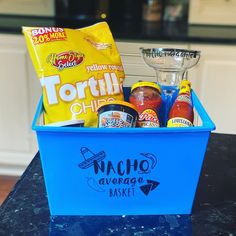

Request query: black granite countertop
[
  {"left": 0, "top": 133, "right": 236, "bottom": 235},
  {"left": 1, "top": 15, "right": 236, "bottom": 45}
]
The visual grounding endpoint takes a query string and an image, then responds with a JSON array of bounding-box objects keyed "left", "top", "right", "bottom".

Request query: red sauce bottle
[
  {"left": 167, "top": 80, "right": 194, "bottom": 127},
  {"left": 129, "top": 81, "right": 162, "bottom": 127}
]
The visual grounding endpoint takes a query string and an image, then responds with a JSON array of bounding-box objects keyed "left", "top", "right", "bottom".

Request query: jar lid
[
  {"left": 97, "top": 100, "right": 138, "bottom": 113},
  {"left": 131, "top": 81, "right": 161, "bottom": 93}
]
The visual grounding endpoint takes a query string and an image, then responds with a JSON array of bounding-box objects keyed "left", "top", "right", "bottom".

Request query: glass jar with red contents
[{"left": 129, "top": 81, "right": 162, "bottom": 127}]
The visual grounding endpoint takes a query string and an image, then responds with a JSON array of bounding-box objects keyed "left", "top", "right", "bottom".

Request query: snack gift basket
[
  {"left": 32, "top": 86, "right": 215, "bottom": 216},
  {"left": 22, "top": 22, "right": 215, "bottom": 216}
]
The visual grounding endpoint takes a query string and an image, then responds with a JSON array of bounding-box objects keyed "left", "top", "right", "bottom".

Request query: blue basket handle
[
  {"left": 192, "top": 91, "right": 215, "bottom": 130},
  {"left": 32, "top": 95, "right": 43, "bottom": 130}
]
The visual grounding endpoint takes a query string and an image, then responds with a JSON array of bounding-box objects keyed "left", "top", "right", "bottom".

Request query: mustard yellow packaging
[{"left": 22, "top": 22, "right": 125, "bottom": 127}]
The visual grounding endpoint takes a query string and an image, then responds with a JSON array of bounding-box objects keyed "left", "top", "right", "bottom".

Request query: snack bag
[{"left": 23, "top": 22, "right": 125, "bottom": 127}]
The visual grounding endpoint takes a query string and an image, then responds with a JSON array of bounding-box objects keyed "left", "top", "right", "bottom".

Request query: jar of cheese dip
[{"left": 97, "top": 101, "right": 138, "bottom": 128}]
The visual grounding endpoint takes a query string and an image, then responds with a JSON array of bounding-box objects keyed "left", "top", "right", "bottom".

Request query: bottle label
[
  {"left": 175, "top": 94, "right": 192, "bottom": 105},
  {"left": 167, "top": 117, "right": 193, "bottom": 127},
  {"left": 99, "top": 111, "right": 135, "bottom": 128},
  {"left": 138, "top": 109, "right": 160, "bottom": 127}
]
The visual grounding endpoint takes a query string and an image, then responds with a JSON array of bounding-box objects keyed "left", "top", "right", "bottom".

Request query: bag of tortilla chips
[{"left": 23, "top": 22, "right": 125, "bottom": 127}]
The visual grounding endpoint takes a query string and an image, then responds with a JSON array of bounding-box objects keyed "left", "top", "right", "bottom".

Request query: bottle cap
[
  {"left": 131, "top": 81, "right": 161, "bottom": 93},
  {"left": 179, "top": 80, "right": 191, "bottom": 94},
  {"left": 180, "top": 80, "right": 191, "bottom": 87}
]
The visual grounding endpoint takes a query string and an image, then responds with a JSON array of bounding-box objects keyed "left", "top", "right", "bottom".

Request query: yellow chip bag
[{"left": 22, "top": 22, "right": 125, "bottom": 127}]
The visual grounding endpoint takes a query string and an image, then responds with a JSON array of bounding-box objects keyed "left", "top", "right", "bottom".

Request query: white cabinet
[
  {"left": 189, "top": 0, "right": 236, "bottom": 26},
  {"left": 0, "top": 34, "right": 41, "bottom": 176},
  {"left": 116, "top": 41, "right": 189, "bottom": 86},
  {"left": 188, "top": 44, "right": 236, "bottom": 134}
]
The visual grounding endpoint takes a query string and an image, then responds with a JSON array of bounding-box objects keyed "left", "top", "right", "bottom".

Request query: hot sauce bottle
[
  {"left": 129, "top": 81, "right": 162, "bottom": 127},
  {"left": 167, "top": 80, "right": 194, "bottom": 127}
]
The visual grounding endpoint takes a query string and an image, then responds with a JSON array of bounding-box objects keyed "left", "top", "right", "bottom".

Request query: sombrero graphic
[{"left": 78, "top": 147, "right": 106, "bottom": 169}]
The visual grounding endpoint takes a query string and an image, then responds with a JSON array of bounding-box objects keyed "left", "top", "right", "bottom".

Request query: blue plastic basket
[{"left": 32, "top": 88, "right": 215, "bottom": 216}]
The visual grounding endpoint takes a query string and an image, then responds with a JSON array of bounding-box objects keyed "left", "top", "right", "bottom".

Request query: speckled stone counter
[{"left": 0, "top": 133, "right": 236, "bottom": 235}]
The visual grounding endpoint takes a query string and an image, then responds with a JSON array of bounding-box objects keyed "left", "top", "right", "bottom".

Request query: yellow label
[
  {"left": 138, "top": 109, "right": 160, "bottom": 127},
  {"left": 23, "top": 23, "right": 125, "bottom": 127},
  {"left": 167, "top": 117, "right": 193, "bottom": 127}
]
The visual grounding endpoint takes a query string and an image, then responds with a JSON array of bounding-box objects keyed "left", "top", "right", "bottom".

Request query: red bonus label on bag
[{"left": 31, "top": 27, "right": 67, "bottom": 45}]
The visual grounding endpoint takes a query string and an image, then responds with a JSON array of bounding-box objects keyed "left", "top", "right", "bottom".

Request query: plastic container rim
[{"left": 32, "top": 89, "right": 216, "bottom": 134}]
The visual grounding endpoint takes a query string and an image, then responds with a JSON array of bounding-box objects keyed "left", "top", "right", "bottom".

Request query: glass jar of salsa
[{"left": 129, "top": 81, "right": 162, "bottom": 127}]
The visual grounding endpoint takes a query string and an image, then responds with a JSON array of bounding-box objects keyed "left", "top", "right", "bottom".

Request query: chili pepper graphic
[
  {"left": 140, "top": 153, "right": 157, "bottom": 169},
  {"left": 87, "top": 177, "right": 105, "bottom": 192}
]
